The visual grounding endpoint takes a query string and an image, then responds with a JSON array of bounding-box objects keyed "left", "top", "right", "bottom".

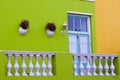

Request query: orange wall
[{"left": 95, "top": 0, "right": 120, "bottom": 54}]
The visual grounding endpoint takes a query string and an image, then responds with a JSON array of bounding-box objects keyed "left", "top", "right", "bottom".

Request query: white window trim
[
  {"left": 67, "top": 11, "right": 93, "bottom": 16},
  {"left": 87, "top": 16, "right": 92, "bottom": 53},
  {"left": 68, "top": 31, "right": 89, "bottom": 35},
  {"left": 86, "top": 0, "right": 95, "bottom": 2}
]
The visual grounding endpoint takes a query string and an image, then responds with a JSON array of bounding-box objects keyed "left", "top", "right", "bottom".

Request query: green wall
[{"left": 0, "top": 0, "right": 96, "bottom": 52}]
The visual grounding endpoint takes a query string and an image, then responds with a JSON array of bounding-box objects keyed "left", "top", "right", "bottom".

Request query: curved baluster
[
  {"left": 42, "top": 54, "right": 47, "bottom": 76},
  {"left": 73, "top": 55, "right": 78, "bottom": 76},
  {"left": 110, "top": 57, "right": 116, "bottom": 76},
  {"left": 48, "top": 54, "right": 53, "bottom": 76},
  {"left": 86, "top": 56, "right": 92, "bottom": 76},
  {"left": 14, "top": 54, "right": 20, "bottom": 76},
  {"left": 92, "top": 56, "right": 97, "bottom": 76},
  {"left": 98, "top": 56, "right": 104, "bottom": 76},
  {"left": 79, "top": 56, "right": 85, "bottom": 76},
  {"left": 7, "top": 54, "right": 13, "bottom": 76},
  {"left": 104, "top": 56, "right": 110, "bottom": 76},
  {"left": 29, "top": 54, "right": 34, "bottom": 76},
  {"left": 35, "top": 54, "right": 41, "bottom": 76},
  {"left": 21, "top": 54, "right": 27, "bottom": 76}
]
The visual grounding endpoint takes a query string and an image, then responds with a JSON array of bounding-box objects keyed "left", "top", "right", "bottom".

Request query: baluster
[
  {"left": 98, "top": 56, "right": 104, "bottom": 76},
  {"left": 21, "top": 54, "right": 27, "bottom": 76},
  {"left": 29, "top": 54, "right": 34, "bottom": 76},
  {"left": 47, "top": 54, "right": 53, "bottom": 76},
  {"left": 86, "top": 56, "right": 92, "bottom": 76},
  {"left": 14, "top": 54, "right": 20, "bottom": 76},
  {"left": 110, "top": 57, "right": 116, "bottom": 76},
  {"left": 73, "top": 55, "right": 78, "bottom": 76},
  {"left": 42, "top": 54, "right": 47, "bottom": 76},
  {"left": 104, "top": 56, "right": 110, "bottom": 76},
  {"left": 35, "top": 54, "right": 41, "bottom": 76},
  {"left": 92, "top": 56, "right": 97, "bottom": 76},
  {"left": 7, "top": 54, "right": 13, "bottom": 76},
  {"left": 79, "top": 56, "right": 85, "bottom": 76}
]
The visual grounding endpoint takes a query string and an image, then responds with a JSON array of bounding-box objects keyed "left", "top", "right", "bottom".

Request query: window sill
[
  {"left": 81, "top": 0, "right": 95, "bottom": 2},
  {"left": 67, "top": 11, "right": 93, "bottom": 16},
  {"left": 86, "top": 0, "right": 95, "bottom": 2}
]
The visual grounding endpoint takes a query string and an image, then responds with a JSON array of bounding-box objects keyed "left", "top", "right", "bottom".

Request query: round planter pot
[
  {"left": 46, "top": 29, "right": 55, "bottom": 37},
  {"left": 19, "top": 27, "right": 27, "bottom": 35}
]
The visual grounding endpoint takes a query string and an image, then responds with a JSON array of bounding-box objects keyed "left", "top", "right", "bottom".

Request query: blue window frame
[{"left": 68, "top": 13, "right": 91, "bottom": 54}]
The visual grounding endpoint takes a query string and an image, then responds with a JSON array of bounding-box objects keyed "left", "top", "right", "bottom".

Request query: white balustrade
[
  {"left": 47, "top": 54, "right": 53, "bottom": 76},
  {"left": 5, "top": 51, "right": 118, "bottom": 76},
  {"left": 73, "top": 54, "right": 117, "bottom": 76},
  {"left": 21, "top": 54, "right": 27, "bottom": 76},
  {"left": 86, "top": 56, "right": 92, "bottom": 75},
  {"left": 73, "top": 55, "right": 78, "bottom": 75},
  {"left": 104, "top": 56, "right": 110, "bottom": 76},
  {"left": 29, "top": 54, "right": 34, "bottom": 76},
  {"left": 92, "top": 56, "right": 97, "bottom": 76},
  {"left": 110, "top": 56, "right": 116, "bottom": 76},
  {"left": 5, "top": 51, "right": 55, "bottom": 76},
  {"left": 42, "top": 54, "right": 47, "bottom": 76},
  {"left": 79, "top": 56, "right": 85, "bottom": 76},
  {"left": 7, "top": 54, "right": 12, "bottom": 76},
  {"left": 35, "top": 54, "right": 41, "bottom": 76},
  {"left": 98, "top": 56, "right": 104, "bottom": 76},
  {"left": 14, "top": 54, "right": 20, "bottom": 76}
]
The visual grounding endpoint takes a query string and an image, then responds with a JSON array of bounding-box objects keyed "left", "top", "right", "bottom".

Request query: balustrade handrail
[
  {"left": 73, "top": 53, "right": 118, "bottom": 76},
  {"left": 4, "top": 51, "right": 118, "bottom": 76},
  {"left": 73, "top": 53, "right": 117, "bottom": 57},
  {"left": 5, "top": 51, "right": 55, "bottom": 76},
  {"left": 5, "top": 51, "right": 55, "bottom": 55}
]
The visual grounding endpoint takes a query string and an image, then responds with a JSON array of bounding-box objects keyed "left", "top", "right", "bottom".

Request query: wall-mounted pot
[
  {"left": 46, "top": 23, "right": 56, "bottom": 37},
  {"left": 19, "top": 20, "right": 29, "bottom": 35}
]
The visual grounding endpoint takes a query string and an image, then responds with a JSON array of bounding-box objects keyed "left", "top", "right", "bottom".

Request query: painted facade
[
  {"left": 0, "top": 0, "right": 96, "bottom": 53},
  {"left": 95, "top": 0, "right": 120, "bottom": 54},
  {"left": 0, "top": 0, "right": 120, "bottom": 80}
]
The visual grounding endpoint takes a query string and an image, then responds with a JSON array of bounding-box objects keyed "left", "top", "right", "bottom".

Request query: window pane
[
  {"left": 79, "top": 34, "right": 90, "bottom": 53},
  {"left": 80, "top": 17, "right": 88, "bottom": 32},
  {"left": 69, "top": 34, "right": 77, "bottom": 53},
  {"left": 68, "top": 16, "right": 74, "bottom": 31},
  {"left": 75, "top": 17, "right": 80, "bottom": 31},
  {"left": 68, "top": 15, "right": 89, "bottom": 32}
]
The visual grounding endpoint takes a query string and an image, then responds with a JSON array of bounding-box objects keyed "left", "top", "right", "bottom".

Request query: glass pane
[
  {"left": 80, "top": 17, "right": 88, "bottom": 32},
  {"left": 75, "top": 17, "right": 80, "bottom": 31},
  {"left": 68, "top": 16, "right": 74, "bottom": 31},
  {"left": 79, "top": 34, "right": 90, "bottom": 53},
  {"left": 68, "top": 15, "right": 89, "bottom": 32},
  {"left": 69, "top": 34, "right": 77, "bottom": 53}
]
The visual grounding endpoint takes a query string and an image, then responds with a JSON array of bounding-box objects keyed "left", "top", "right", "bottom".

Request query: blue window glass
[
  {"left": 68, "top": 16, "right": 74, "bottom": 31},
  {"left": 80, "top": 17, "right": 88, "bottom": 32},
  {"left": 74, "top": 17, "right": 80, "bottom": 31},
  {"left": 68, "top": 15, "right": 88, "bottom": 32}
]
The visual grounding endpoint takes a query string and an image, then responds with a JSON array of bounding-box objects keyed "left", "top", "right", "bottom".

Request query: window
[
  {"left": 68, "top": 13, "right": 91, "bottom": 54},
  {"left": 68, "top": 15, "right": 88, "bottom": 32}
]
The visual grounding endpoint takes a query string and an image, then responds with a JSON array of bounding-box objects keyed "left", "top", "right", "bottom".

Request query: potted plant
[
  {"left": 46, "top": 23, "right": 56, "bottom": 37},
  {"left": 18, "top": 20, "right": 29, "bottom": 35}
]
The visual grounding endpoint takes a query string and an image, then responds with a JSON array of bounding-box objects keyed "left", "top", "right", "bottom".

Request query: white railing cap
[
  {"left": 5, "top": 50, "right": 55, "bottom": 56},
  {"left": 92, "top": 54, "right": 118, "bottom": 57},
  {"left": 73, "top": 53, "right": 118, "bottom": 57}
]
